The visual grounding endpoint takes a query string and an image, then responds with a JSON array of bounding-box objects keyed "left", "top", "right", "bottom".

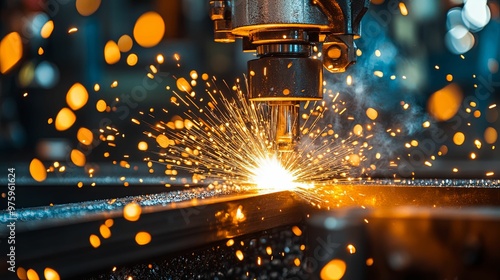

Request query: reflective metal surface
[{"left": 1, "top": 179, "right": 499, "bottom": 278}]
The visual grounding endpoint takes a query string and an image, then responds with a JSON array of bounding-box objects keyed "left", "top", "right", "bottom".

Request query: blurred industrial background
[
  {"left": 0, "top": 0, "right": 499, "bottom": 178},
  {"left": 1, "top": 1, "right": 500, "bottom": 279}
]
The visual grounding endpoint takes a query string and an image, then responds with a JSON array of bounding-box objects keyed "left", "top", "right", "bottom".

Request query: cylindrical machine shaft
[{"left": 248, "top": 54, "right": 322, "bottom": 153}]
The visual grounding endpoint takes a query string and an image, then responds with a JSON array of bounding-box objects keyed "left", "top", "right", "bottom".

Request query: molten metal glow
[{"left": 250, "top": 156, "right": 296, "bottom": 191}]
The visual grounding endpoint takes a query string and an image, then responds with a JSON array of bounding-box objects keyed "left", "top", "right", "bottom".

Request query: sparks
[{"left": 249, "top": 156, "right": 296, "bottom": 191}]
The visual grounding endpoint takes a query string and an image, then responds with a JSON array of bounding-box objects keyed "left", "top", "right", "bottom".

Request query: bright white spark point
[{"left": 250, "top": 157, "right": 296, "bottom": 191}]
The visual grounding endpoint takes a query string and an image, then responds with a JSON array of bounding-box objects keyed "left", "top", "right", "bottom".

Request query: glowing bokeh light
[
  {"left": 123, "top": 202, "right": 142, "bottom": 221},
  {"left": 43, "top": 268, "right": 60, "bottom": 280},
  {"left": 236, "top": 250, "right": 244, "bottom": 261},
  {"left": 320, "top": 259, "right": 347, "bottom": 280},
  {"left": 96, "top": 99, "right": 107, "bottom": 112},
  {"left": 40, "top": 20, "right": 54, "bottom": 38},
  {"left": 453, "top": 132, "right": 466, "bottom": 146},
  {"left": 99, "top": 224, "right": 111, "bottom": 239},
  {"left": 29, "top": 158, "right": 47, "bottom": 182},
  {"left": 427, "top": 83, "right": 463, "bottom": 121},
  {"left": 118, "top": 34, "right": 133, "bottom": 52},
  {"left": 66, "top": 83, "right": 89, "bottom": 110},
  {"left": 0, "top": 32, "right": 23, "bottom": 74},
  {"left": 135, "top": 232, "right": 151, "bottom": 245},
  {"left": 76, "top": 0, "right": 101, "bottom": 16},
  {"left": 176, "top": 77, "right": 192, "bottom": 93},
  {"left": 70, "top": 149, "right": 86, "bottom": 167},
  {"left": 26, "top": 269, "right": 40, "bottom": 280},
  {"left": 156, "top": 134, "right": 170, "bottom": 148},
  {"left": 77, "top": 127, "right": 93, "bottom": 145},
  {"left": 127, "top": 53, "right": 138, "bottom": 66},
  {"left": 17, "top": 267, "right": 27, "bottom": 280},
  {"left": 133, "top": 12, "right": 165, "bottom": 48},
  {"left": 104, "top": 40, "right": 121, "bottom": 64},
  {"left": 484, "top": 127, "right": 497, "bottom": 144},
  {"left": 89, "top": 234, "right": 101, "bottom": 248},
  {"left": 445, "top": 25, "right": 475, "bottom": 54},
  {"left": 34, "top": 61, "right": 59, "bottom": 88},
  {"left": 463, "top": 0, "right": 491, "bottom": 31},
  {"left": 138, "top": 141, "right": 148, "bottom": 151},
  {"left": 55, "top": 107, "right": 76, "bottom": 131}
]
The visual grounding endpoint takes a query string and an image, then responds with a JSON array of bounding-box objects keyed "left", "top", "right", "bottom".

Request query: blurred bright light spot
[
  {"left": 96, "top": 99, "right": 107, "bottom": 112},
  {"left": 133, "top": 12, "right": 165, "bottom": 48},
  {"left": 77, "top": 127, "right": 93, "bottom": 145},
  {"left": 373, "top": 70, "right": 383, "bottom": 77},
  {"left": 445, "top": 25, "right": 475, "bottom": 54},
  {"left": 99, "top": 224, "right": 111, "bottom": 239},
  {"left": 488, "top": 58, "right": 499, "bottom": 73},
  {"left": 320, "top": 259, "right": 346, "bottom": 280},
  {"left": 34, "top": 61, "right": 59, "bottom": 88},
  {"left": 26, "top": 269, "right": 40, "bottom": 280},
  {"left": 157, "top": 54, "right": 165, "bottom": 64},
  {"left": 66, "top": 83, "right": 89, "bottom": 110},
  {"left": 156, "top": 134, "right": 170, "bottom": 148},
  {"left": 76, "top": 0, "right": 101, "bottom": 16},
  {"left": 447, "top": 7, "right": 464, "bottom": 29},
  {"left": 55, "top": 107, "right": 76, "bottom": 131},
  {"left": 138, "top": 141, "right": 148, "bottom": 151},
  {"left": 135, "top": 231, "right": 152, "bottom": 245},
  {"left": 347, "top": 244, "right": 356, "bottom": 254},
  {"left": 43, "top": 268, "right": 60, "bottom": 280},
  {"left": 18, "top": 62, "right": 35, "bottom": 87},
  {"left": 176, "top": 77, "right": 192, "bottom": 92},
  {"left": 105, "top": 219, "right": 114, "bottom": 227},
  {"left": 104, "top": 40, "right": 121, "bottom": 64},
  {"left": 41, "top": 20, "right": 54, "bottom": 38},
  {"left": 30, "top": 13, "right": 49, "bottom": 37},
  {"left": 427, "top": 83, "right": 463, "bottom": 121},
  {"left": 348, "top": 154, "right": 361, "bottom": 166},
  {"left": 250, "top": 157, "right": 295, "bottom": 191},
  {"left": 118, "top": 34, "right": 133, "bottom": 52},
  {"left": 292, "top": 226, "right": 302, "bottom": 236},
  {"left": 236, "top": 250, "right": 244, "bottom": 261},
  {"left": 366, "top": 108, "right": 378, "bottom": 120},
  {"left": 30, "top": 158, "right": 47, "bottom": 182},
  {"left": 89, "top": 234, "right": 101, "bottom": 248},
  {"left": 484, "top": 127, "right": 498, "bottom": 144},
  {"left": 453, "top": 132, "right": 466, "bottom": 145},
  {"left": 399, "top": 2, "right": 408, "bottom": 16},
  {"left": 17, "top": 267, "right": 27, "bottom": 280},
  {"left": 353, "top": 124, "right": 363, "bottom": 136},
  {"left": 70, "top": 149, "right": 86, "bottom": 167},
  {"left": 463, "top": 0, "right": 491, "bottom": 31},
  {"left": 124, "top": 202, "right": 142, "bottom": 221},
  {"left": 0, "top": 32, "right": 23, "bottom": 74},
  {"left": 126, "top": 53, "right": 138, "bottom": 66}
]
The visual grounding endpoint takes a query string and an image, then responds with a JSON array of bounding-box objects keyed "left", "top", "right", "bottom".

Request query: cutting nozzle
[
  {"left": 247, "top": 55, "right": 323, "bottom": 152},
  {"left": 210, "top": 0, "right": 370, "bottom": 152},
  {"left": 270, "top": 102, "right": 300, "bottom": 152}
]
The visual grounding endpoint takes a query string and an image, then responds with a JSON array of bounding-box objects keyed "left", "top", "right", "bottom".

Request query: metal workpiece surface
[
  {"left": 1, "top": 179, "right": 499, "bottom": 279},
  {"left": 0, "top": 189, "right": 305, "bottom": 279}
]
